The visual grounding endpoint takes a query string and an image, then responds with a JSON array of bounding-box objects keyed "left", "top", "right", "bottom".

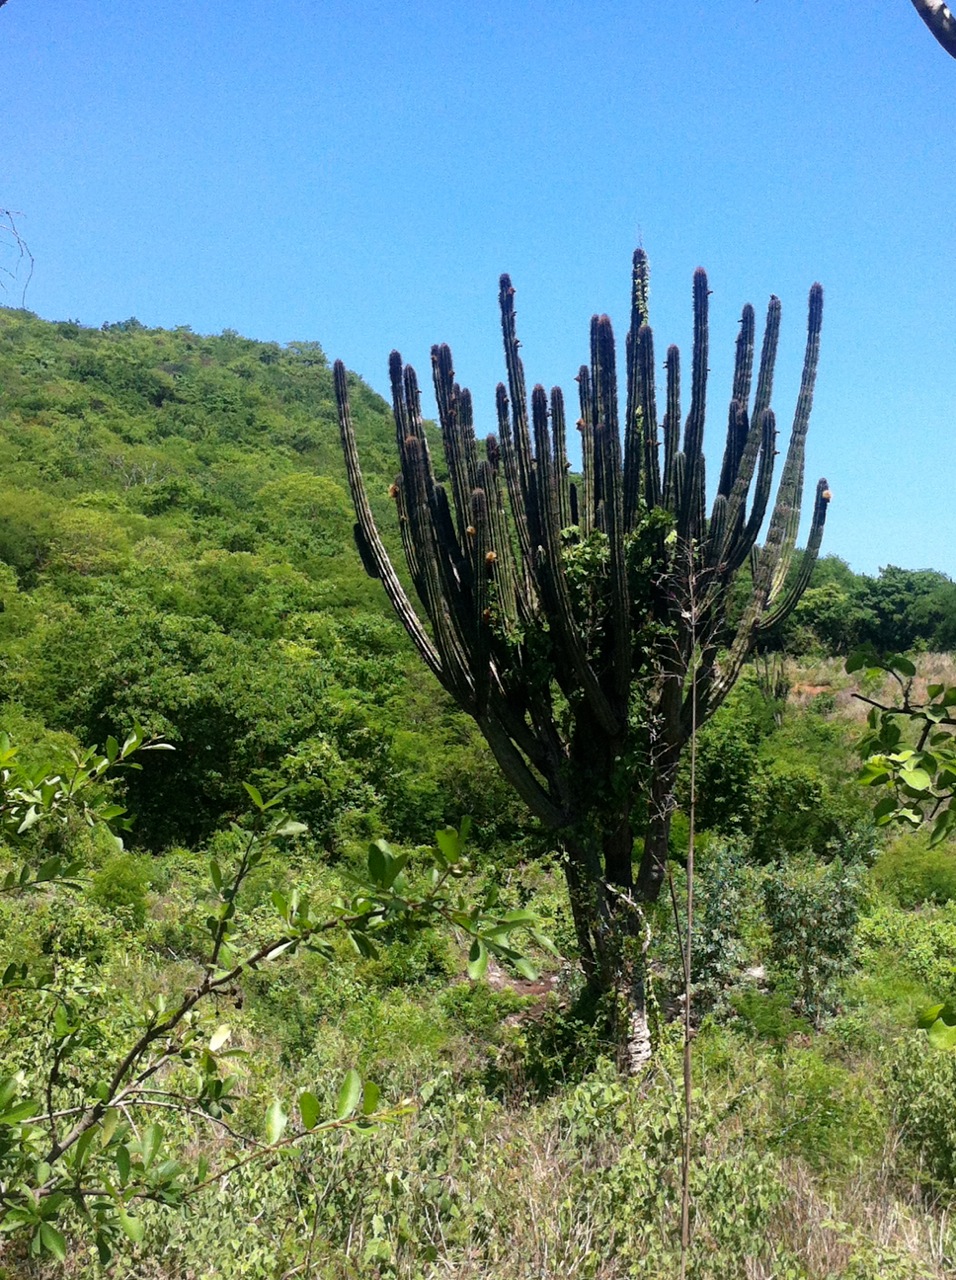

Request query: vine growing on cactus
[{"left": 334, "top": 250, "right": 829, "bottom": 1066}]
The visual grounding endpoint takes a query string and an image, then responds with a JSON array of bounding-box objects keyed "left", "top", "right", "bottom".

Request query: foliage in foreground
[{"left": 0, "top": 733, "right": 548, "bottom": 1265}]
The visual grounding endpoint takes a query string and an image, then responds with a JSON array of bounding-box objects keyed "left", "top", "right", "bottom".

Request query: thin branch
[{"left": 0, "top": 209, "right": 34, "bottom": 307}]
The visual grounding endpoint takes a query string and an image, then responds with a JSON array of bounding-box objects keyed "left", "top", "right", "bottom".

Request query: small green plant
[{"left": 763, "top": 855, "right": 863, "bottom": 1024}]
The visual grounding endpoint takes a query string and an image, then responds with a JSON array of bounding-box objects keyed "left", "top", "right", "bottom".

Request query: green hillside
[{"left": 0, "top": 308, "right": 521, "bottom": 852}]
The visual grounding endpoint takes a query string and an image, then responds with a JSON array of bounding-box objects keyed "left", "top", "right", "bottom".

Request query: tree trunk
[{"left": 563, "top": 827, "right": 653, "bottom": 1073}]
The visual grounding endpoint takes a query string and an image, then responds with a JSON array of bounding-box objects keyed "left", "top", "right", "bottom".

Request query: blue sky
[{"left": 2, "top": 0, "right": 955, "bottom": 578}]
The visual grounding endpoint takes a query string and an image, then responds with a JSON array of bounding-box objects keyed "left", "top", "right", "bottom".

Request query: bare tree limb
[{"left": 911, "top": 0, "right": 956, "bottom": 59}]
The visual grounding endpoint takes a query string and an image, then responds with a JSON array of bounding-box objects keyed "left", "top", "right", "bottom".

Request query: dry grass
[{"left": 782, "top": 653, "right": 956, "bottom": 724}]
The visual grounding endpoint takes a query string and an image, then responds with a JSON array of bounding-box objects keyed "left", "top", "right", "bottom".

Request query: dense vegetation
[{"left": 2, "top": 307, "right": 956, "bottom": 1278}]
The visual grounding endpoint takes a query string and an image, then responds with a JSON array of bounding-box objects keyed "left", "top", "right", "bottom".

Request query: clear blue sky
[{"left": 3, "top": 0, "right": 955, "bottom": 578}]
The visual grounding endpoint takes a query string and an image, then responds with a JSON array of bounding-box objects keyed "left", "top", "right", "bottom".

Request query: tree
[
  {"left": 911, "top": 0, "right": 956, "bottom": 59},
  {"left": 333, "top": 250, "right": 829, "bottom": 1068}
]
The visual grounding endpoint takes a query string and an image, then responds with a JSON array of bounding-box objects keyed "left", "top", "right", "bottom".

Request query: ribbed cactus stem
[
  {"left": 550, "top": 387, "right": 573, "bottom": 531},
  {"left": 751, "top": 296, "right": 782, "bottom": 427},
  {"left": 757, "top": 282, "right": 824, "bottom": 603},
  {"left": 590, "top": 314, "right": 631, "bottom": 701},
  {"left": 431, "top": 343, "right": 471, "bottom": 538},
  {"left": 679, "top": 269, "right": 709, "bottom": 544},
  {"left": 662, "top": 344, "right": 681, "bottom": 507},
  {"left": 577, "top": 365, "right": 596, "bottom": 537},
  {"left": 635, "top": 324, "right": 662, "bottom": 510},
  {"left": 624, "top": 250, "right": 651, "bottom": 531},
  {"left": 333, "top": 360, "right": 442, "bottom": 682}
]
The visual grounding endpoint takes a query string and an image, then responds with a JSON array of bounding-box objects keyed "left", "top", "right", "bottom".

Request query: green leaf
[
  {"left": 0, "top": 1090, "right": 39, "bottom": 1123},
  {"left": 72, "top": 1126, "right": 97, "bottom": 1169},
  {"left": 274, "top": 819, "right": 308, "bottom": 837},
  {"left": 467, "top": 939, "right": 489, "bottom": 981},
  {"left": 362, "top": 1080, "right": 381, "bottom": 1116},
  {"left": 435, "top": 826, "right": 460, "bottom": 866},
  {"left": 917, "top": 1003, "right": 946, "bottom": 1030},
  {"left": 140, "top": 1122, "right": 163, "bottom": 1170},
  {"left": 242, "top": 782, "right": 265, "bottom": 811},
  {"left": 265, "top": 1099, "right": 287, "bottom": 1144},
  {"left": 298, "top": 1090, "right": 321, "bottom": 1130},
  {"left": 209, "top": 859, "right": 223, "bottom": 892},
  {"left": 38, "top": 1223, "right": 67, "bottom": 1262},
  {"left": 335, "top": 1069, "right": 362, "bottom": 1120},
  {"left": 888, "top": 654, "right": 917, "bottom": 678},
  {"left": 367, "top": 841, "right": 387, "bottom": 885},
  {"left": 513, "top": 956, "right": 539, "bottom": 981},
  {"left": 118, "top": 1209, "right": 145, "bottom": 1244},
  {"left": 208, "top": 1024, "right": 231, "bottom": 1053},
  {"left": 115, "top": 1144, "right": 131, "bottom": 1184},
  {"left": 99, "top": 1108, "right": 120, "bottom": 1146},
  {"left": 927, "top": 1018, "right": 956, "bottom": 1050},
  {"left": 900, "top": 767, "right": 933, "bottom": 792}
]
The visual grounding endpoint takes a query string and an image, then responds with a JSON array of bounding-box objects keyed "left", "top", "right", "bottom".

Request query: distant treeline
[{"left": 764, "top": 556, "right": 956, "bottom": 655}]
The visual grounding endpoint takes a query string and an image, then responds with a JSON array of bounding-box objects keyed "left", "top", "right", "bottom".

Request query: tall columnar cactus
[{"left": 334, "top": 251, "right": 829, "bottom": 1052}]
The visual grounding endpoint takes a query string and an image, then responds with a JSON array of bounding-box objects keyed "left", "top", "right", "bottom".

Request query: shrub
[
  {"left": 89, "top": 852, "right": 151, "bottom": 927},
  {"left": 887, "top": 1034, "right": 956, "bottom": 1193},
  {"left": 872, "top": 831, "right": 956, "bottom": 908},
  {"left": 857, "top": 901, "right": 956, "bottom": 993},
  {"left": 763, "top": 856, "right": 863, "bottom": 1023}
]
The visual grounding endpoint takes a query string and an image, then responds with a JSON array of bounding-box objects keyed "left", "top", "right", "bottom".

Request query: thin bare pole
[{"left": 679, "top": 542, "right": 698, "bottom": 1279}]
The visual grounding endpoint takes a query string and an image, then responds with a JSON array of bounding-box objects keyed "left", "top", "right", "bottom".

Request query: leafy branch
[{"left": 0, "top": 745, "right": 550, "bottom": 1263}]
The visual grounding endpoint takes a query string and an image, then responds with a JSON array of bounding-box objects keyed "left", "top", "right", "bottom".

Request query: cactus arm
[
  {"left": 468, "top": 487, "right": 492, "bottom": 713},
  {"left": 662, "top": 342, "right": 681, "bottom": 508},
  {"left": 531, "top": 383, "right": 621, "bottom": 736},
  {"left": 499, "top": 275, "right": 543, "bottom": 553},
  {"left": 431, "top": 343, "right": 473, "bottom": 539},
  {"left": 550, "top": 387, "right": 573, "bottom": 532},
  {"left": 731, "top": 304, "right": 756, "bottom": 414},
  {"left": 679, "top": 269, "right": 709, "bottom": 543},
  {"left": 721, "top": 407, "right": 775, "bottom": 576},
  {"left": 635, "top": 324, "right": 662, "bottom": 510},
  {"left": 495, "top": 382, "right": 537, "bottom": 592},
  {"left": 623, "top": 250, "right": 651, "bottom": 531},
  {"left": 475, "top": 713, "right": 566, "bottom": 827},
  {"left": 716, "top": 305, "right": 756, "bottom": 499},
  {"left": 577, "top": 365, "right": 596, "bottom": 537},
  {"left": 755, "top": 479, "right": 831, "bottom": 633},
  {"left": 333, "top": 360, "right": 443, "bottom": 682},
  {"left": 480, "top": 442, "right": 520, "bottom": 627},
  {"left": 751, "top": 296, "right": 782, "bottom": 431},
  {"left": 591, "top": 315, "right": 632, "bottom": 703},
  {"left": 765, "top": 283, "right": 825, "bottom": 602},
  {"left": 749, "top": 283, "right": 823, "bottom": 608}
]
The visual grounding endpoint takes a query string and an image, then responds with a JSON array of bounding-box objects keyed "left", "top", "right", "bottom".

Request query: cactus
[{"left": 334, "top": 251, "right": 829, "bottom": 1051}]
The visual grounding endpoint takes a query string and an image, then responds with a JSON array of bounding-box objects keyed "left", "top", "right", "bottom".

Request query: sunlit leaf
[{"left": 335, "top": 1069, "right": 362, "bottom": 1120}]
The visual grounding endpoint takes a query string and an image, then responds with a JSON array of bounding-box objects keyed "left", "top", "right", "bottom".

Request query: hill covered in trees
[{"left": 0, "top": 308, "right": 525, "bottom": 853}]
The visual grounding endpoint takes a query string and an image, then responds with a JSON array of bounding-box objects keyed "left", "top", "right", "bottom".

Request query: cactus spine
[{"left": 334, "top": 251, "right": 829, "bottom": 1013}]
